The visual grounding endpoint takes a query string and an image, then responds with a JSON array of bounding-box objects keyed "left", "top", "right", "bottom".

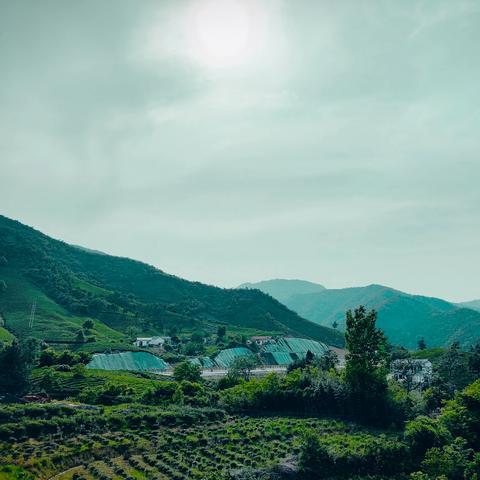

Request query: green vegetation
[
  {"left": 253, "top": 281, "right": 480, "bottom": 348},
  {"left": 0, "top": 215, "right": 343, "bottom": 347},
  {"left": 2, "top": 212, "right": 480, "bottom": 479},
  {"left": 2, "top": 305, "right": 480, "bottom": 479}
]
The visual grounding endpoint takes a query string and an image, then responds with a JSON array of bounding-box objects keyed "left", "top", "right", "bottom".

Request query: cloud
[{"left": 0, "top": 0, "right": 479, "bottom": 301}]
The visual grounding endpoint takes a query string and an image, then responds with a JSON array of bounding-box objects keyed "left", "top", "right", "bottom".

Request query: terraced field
[{"left": 1, "top": 411, "right": 363, "bottom": 480}]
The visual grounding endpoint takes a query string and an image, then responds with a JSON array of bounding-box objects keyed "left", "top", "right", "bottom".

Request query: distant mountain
[
  {"left": 0, "top": 215, "right": 343, "bottom": 348},
  {"left": 459, "top": 300, "right": 480, "bottom": 312},
  {"left": 245, "top": 280, "right": 480, "bottom": 348},
  {"left": 239, "top": 279, "right": 326, "bottom": 305}
]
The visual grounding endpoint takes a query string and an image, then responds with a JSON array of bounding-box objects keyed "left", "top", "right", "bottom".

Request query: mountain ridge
[
  {"left": 0, "top": 215, "right": 344, "bottom": 347},
  {"left": 239, "top": 278, "right": 326, "bottom": 304},
  {"left": 244, "top": 280, "right": 480, "bottom": 348}
]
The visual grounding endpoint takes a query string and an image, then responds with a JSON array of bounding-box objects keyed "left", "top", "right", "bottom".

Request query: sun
[{"left": 191, "top": 0, "right": 252, "bottom": 68}]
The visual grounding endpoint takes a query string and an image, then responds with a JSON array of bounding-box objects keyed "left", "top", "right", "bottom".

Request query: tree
[
  {"left": 75, "top": 329, "right": 86, "bottom": 343},
  {"left": 39, "top": 348, "right": 57, "bottom": 367},
  {"left": 190, "top": 331, "right": 204, "bottom": 344},
  {"left": 404, "top": 415, "right": 451, "bottom": 459},
  {"left": 418, "top": 338, "right": 427, "bottom": 350},
  {"left": 469, "top": 343, "right": 480, "bottom": 377},
  {"left": 82, "top": 319, "right": 94, "bottom": 331},
  {"left": 421, "top": 437, "right": 473, "bottom": 480},
  {"left": 332, "top": 320, "right": 338, "bottom": 330},
  {"left": 0, "top": 338, "right": 39, "bottom": 396},
  {"left": 298, "top": 430, "right": 331, "bottom": 475},
  {"left": 38, "top": 369, "right": 59, "bottom": 393},
  {"left": 125, "top": 326, "right": 140, "bottom": 340},
  {"left": 305, "top": 350, "right": 314, "bottom": 365},
  {"left": 174, "top": 361, "right": 202, "bottom": 382},
  {"left": 317, "top": 350, "right": 338, "bottom": 371},
  {"left": 438, "top": 342, "right": 471, "bottom": 392},
  {"left": 344, "top": 306, "right": 388, "bottom": 422},
  {"left": 229, "top": 356, "right": 257, "bottom": 381}
]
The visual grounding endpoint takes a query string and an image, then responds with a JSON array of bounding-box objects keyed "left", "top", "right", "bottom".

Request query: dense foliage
[{"left": 0, "top": 215, "right": 344, "bottom": 346}]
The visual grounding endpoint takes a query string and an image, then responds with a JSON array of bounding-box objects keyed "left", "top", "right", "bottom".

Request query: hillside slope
[
  {"left": 239, "top": 279, "right": 326, "bottom": 304},
  {"left": 0, "top": 215, "right": 343, "bottom": 347},
  {"left": 460, "top": 300, "right": 480, "bottom": 312},
  {"left": 249, "top": 281, "right": 480, "bottom": 348}
]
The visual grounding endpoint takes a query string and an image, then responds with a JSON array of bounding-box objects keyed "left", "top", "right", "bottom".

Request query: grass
[
  {"left": 411, "top": 347, "right": 447, "bottom": 361},
  {"left": 0, "top": 269, "right": 127, "bottom": 346},
  {"left": 0, "top": 326, "right": 14, "bottom": 344},
  {"left": 31, "top": 367, "right": 164, "bottom": 399}
]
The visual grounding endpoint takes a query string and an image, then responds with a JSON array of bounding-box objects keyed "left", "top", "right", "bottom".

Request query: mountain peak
[{"left": 238, "top": 278, "right": 326, "bottom": 304}]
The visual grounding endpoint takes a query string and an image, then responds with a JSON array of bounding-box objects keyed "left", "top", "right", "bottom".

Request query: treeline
[
  {"left": 296, "top": 377, "right": 480, "bottom": 479},
  {"left": 222, "top": 307, "right": 408, "bottom": 426}
]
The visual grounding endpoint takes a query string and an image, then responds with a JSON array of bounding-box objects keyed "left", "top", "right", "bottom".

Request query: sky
[{"left": 1, "top": 0, "right": 479, "bottom": 302}]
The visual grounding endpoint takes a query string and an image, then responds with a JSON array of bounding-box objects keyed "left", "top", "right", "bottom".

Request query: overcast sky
[{"left": 1, "top": 0, "right": 479, "bottom": 302}]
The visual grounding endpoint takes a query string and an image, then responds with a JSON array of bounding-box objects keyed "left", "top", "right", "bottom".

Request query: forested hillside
[
  {"left": 0, "top": 215, "right": 343, "bottom": 346},
  {"left": 460, "top": 299, "right": 480, "bottom": 312},
  {"left": 248, "top": 281, "right": 480, "bottom": 348}
]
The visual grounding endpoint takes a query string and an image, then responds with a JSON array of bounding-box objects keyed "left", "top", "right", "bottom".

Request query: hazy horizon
[{"left": 1, "top": 1, "right": 479, "bottom": 303}]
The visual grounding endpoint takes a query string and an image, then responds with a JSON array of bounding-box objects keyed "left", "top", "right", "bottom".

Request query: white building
[
  {"left": 391, "top": 359, "right": 433, "bottom": 388},
  {"left": 133, "top": 336, "right": 171, "bottom": 348},
  {"left": 246, "top": 336, "right": 275, "bottom": 346}
]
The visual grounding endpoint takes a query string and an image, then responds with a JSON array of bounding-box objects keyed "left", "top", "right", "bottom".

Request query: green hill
[
  {"left": 460, "top": 300, "right": 480, "bottom": 312},
  {"left": 0, "top": 215, "right": 343, "bottom": 348},
  {"left": 248, "top": 281, "right": 480, "bottom": 348},
  {"left": 239, "top": 279, "right": 326, "bottom": 304}
]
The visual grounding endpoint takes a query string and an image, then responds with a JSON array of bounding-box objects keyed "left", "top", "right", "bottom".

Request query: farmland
[{"left": 0, "top": 404, "right": 404, "bottom": 480}]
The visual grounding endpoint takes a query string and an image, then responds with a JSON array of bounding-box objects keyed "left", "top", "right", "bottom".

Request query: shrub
[
  {"left": 404, "top": 415, "right": 451, "bottom": 459},
  {"left": 173, "top": 361, "right": 202, "bottom": 383}
]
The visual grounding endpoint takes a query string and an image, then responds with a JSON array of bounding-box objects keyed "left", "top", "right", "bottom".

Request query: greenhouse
[
  {"left": 87, "top": 351, "right": 170, "bottom": 372},
  {"left": 189, "top": 357, "right": 216, "bottom": 368},
  {"left": 260, "top": 337, "right": 329, "bottom": 365},
  {"left": 260, "top": 351, "right": 294, "bottom": 366},
  {"left": 278, "top": 337, "right": 329, "bottom": 357},
  {"left": 214, "top": 347, "right": 254, "bottom": 368}
]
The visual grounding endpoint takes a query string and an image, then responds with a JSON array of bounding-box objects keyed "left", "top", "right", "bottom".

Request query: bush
[
  {"left": 404, "top": 416, "right": 451, "bottom": 459},
  {"left": 298, "top": 429, "right": 410, "bottom": 478},
  {"left": 173, "top": 361, "right": 202, "bottom": 383},
  {"left": 422, "top": 437, "right": 475, "bottom": 480}
]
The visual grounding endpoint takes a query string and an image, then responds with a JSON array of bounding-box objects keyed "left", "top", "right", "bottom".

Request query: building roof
[
  {"left": 277, "top": 337, "right": 328, "bottom": 356},
  {"left": 214, "top": 347, "right": 254, "bottom": 368},
  {"left": 261, "top": 351, "right": 294, "bottom": 366},
  {"left": 87, "top": 351, "right": 170, "bottom": 371}
]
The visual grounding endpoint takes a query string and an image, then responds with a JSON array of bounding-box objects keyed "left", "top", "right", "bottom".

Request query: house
[
  {"left": 247, "top": 336, "right": 275, "bottom": 346},
  {"left": 390, "top": 359, "right": 433, "bottom": 388},
  {"left": 133, "top": 336, "right": 171, "bottom": 348}
]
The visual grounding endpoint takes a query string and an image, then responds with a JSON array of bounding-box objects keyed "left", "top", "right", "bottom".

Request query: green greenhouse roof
[
  {"left": 261, "top": 351, "right": 294, "bottom": 366},
  {"left": 87, "top": 351, "right": 170, "bottom": 372},
  {"left": 278, "top": 337, "right": 328, "bottom": 356},
  {"left": 214, "top": 347, "right": 253, "bottom": 368},
  {"left": 201, "top": 357, "right": 215, "bottom": 369}
]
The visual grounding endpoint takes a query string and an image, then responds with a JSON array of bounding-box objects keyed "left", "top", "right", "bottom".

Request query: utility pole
[{"left": 29, "top": 298, "right": 37, "bottom": 329}]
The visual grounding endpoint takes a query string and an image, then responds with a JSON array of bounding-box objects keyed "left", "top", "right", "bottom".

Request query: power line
[{"left": 28, "top": 298, "right": 36, "bottom": 329}]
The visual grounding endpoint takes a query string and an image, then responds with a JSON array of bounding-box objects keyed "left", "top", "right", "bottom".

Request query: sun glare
[{"left": 191, "top": 0, "right": 253, "bottom": 68}]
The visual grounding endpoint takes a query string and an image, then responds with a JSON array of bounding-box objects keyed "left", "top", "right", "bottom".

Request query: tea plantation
[{"left": 0, "top": 404, "right": 404, "bottom": 480}]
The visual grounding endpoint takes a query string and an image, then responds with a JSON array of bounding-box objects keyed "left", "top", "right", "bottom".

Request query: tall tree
[
  {"left": 344, "top": 306, "right": 388, "bottom": 422},
  {"left": 418, "top": 338, "right": 427, "bottom": 350},
  {"left": 0, "top": 338, "right": 39, "bottom": 396}
]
